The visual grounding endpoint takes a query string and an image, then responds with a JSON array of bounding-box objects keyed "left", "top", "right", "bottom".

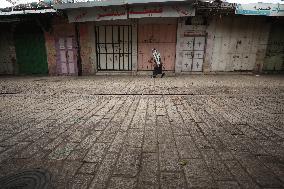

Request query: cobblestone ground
[{"left": 0, "top": 75, "right": 283, "bottom": 189}]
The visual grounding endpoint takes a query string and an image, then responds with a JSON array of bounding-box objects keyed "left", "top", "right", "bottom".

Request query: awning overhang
[{"left": 54, "top": 0, "right": 195, "bottom": 10}]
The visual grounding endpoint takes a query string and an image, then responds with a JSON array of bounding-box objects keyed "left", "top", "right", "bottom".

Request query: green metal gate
[{"left": 14, "top": 22, "right": 48, "bottom": 75}]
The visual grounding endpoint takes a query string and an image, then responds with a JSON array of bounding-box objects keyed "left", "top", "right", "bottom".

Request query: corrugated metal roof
[
  {"left": 54, "top": 0, "right": 193, "bottom": 10},
  {"left": 0, "top": 0, "right": 54, "bottom": 15},
  {"left": 0, "top": 9, "right": 56, "bottom": 16}
]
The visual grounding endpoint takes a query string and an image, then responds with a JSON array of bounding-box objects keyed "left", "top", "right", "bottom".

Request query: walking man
[{"left": 149, "top": 48, "right": 165, "bottom": 78}]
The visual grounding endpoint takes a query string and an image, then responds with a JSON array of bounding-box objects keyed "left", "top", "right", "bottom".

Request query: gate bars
[{"left": 95, "top": 25, "right": 133, "bottom": 71}]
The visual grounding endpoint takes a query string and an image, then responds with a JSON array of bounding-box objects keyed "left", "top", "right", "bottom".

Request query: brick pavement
[{"left": 0, "top": 75, "right": 283, "bottom": 189}]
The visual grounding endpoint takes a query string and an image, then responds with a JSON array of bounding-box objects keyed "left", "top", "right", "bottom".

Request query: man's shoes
[
  {"left": 161, "top": 73, "right": 165, "bottom": 78},
  {"left": 151, "top": 75, "right": 156, "bottom": 78}
]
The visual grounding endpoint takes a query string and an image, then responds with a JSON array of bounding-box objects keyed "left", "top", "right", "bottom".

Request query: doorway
[{"left": 56, "top": 37, "right": 78, "bottom": 75}]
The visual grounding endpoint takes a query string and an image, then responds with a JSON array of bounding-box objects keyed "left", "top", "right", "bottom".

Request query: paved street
[{"left": 0, "top": 75, "right": 283, "bottom": 189}]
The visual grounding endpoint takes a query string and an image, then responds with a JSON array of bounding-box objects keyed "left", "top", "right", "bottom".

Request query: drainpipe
[{"left": 75, "top": 22, "right": 82, "bottom": 76}]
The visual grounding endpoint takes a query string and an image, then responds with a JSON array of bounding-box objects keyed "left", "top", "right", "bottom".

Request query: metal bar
[
  {"left": 105, "top": 25, "right": 107, "bottom": 70},
  {"left": 191, "top": 37, "right": 195, "bottom": 71},
  {"left": 98, "top": 27, "right": 101, "bottom": 70},
  {"left": 95, "top": 42, "right": 121, "bottom": 44},
  {"left": 128, "top": 25, "right": 130, "bottom": 71},
  {"left": 75, "top": 23, "right": 82, "bottom": 75},
  {"left": 118, "top": 26, "right": 121, "bottom": 70},
  {"left": 123, "top": 26, "right": 125, "bottom": 70},
  {"left": 95, "top": 53, "right": 131, "bottom": 54},
  {"left": 95, "top": 26, "right": 99, "bottom": 71},
  {"left": 130, "top": 25, "right": 132, "bottom": 71},
  {"left": 112, "top": 25, "right": 114, "bottom": 70}
]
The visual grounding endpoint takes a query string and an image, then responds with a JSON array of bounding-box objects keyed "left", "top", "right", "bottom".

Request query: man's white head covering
[{"left": 152, "top": 48, "right": 161, "bottom": 65}]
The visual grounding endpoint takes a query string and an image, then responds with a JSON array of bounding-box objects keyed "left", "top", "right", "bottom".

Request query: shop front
[{"left": 61, "top": 1, "right": 195, "bottom": 74}]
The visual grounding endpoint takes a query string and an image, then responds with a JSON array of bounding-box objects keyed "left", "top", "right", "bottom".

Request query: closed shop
[
  {"left": 56, "top": 37, "right": 78, "bottom": 75},
  {"left": 95, "top": 25, "right": 133, "bottom": 71},
  {"left": 208, "top": 16, "right": 269, "bottom": 72},
  {"left": 64, "top": 3, "right": 193, "bottom": 74},
  {"left": 49, "top": 19, "right": 79, "bottom": 75},
  {"left": 14, "top": 22, "right": 48, "bottom": 75},
  {"left": 137, "top": 18, "right": 177, "bottom": 71}
]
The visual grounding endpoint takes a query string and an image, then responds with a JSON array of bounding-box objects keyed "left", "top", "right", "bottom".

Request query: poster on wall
[
  {"left": 68, "top": 6, "right": 127, "bottom": 22},
  {"left": 236, "top": 3, "right": 284, "bottom": 16},
  {"left": 129, "top": 4, "right": 195, "bottom": 18}
]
